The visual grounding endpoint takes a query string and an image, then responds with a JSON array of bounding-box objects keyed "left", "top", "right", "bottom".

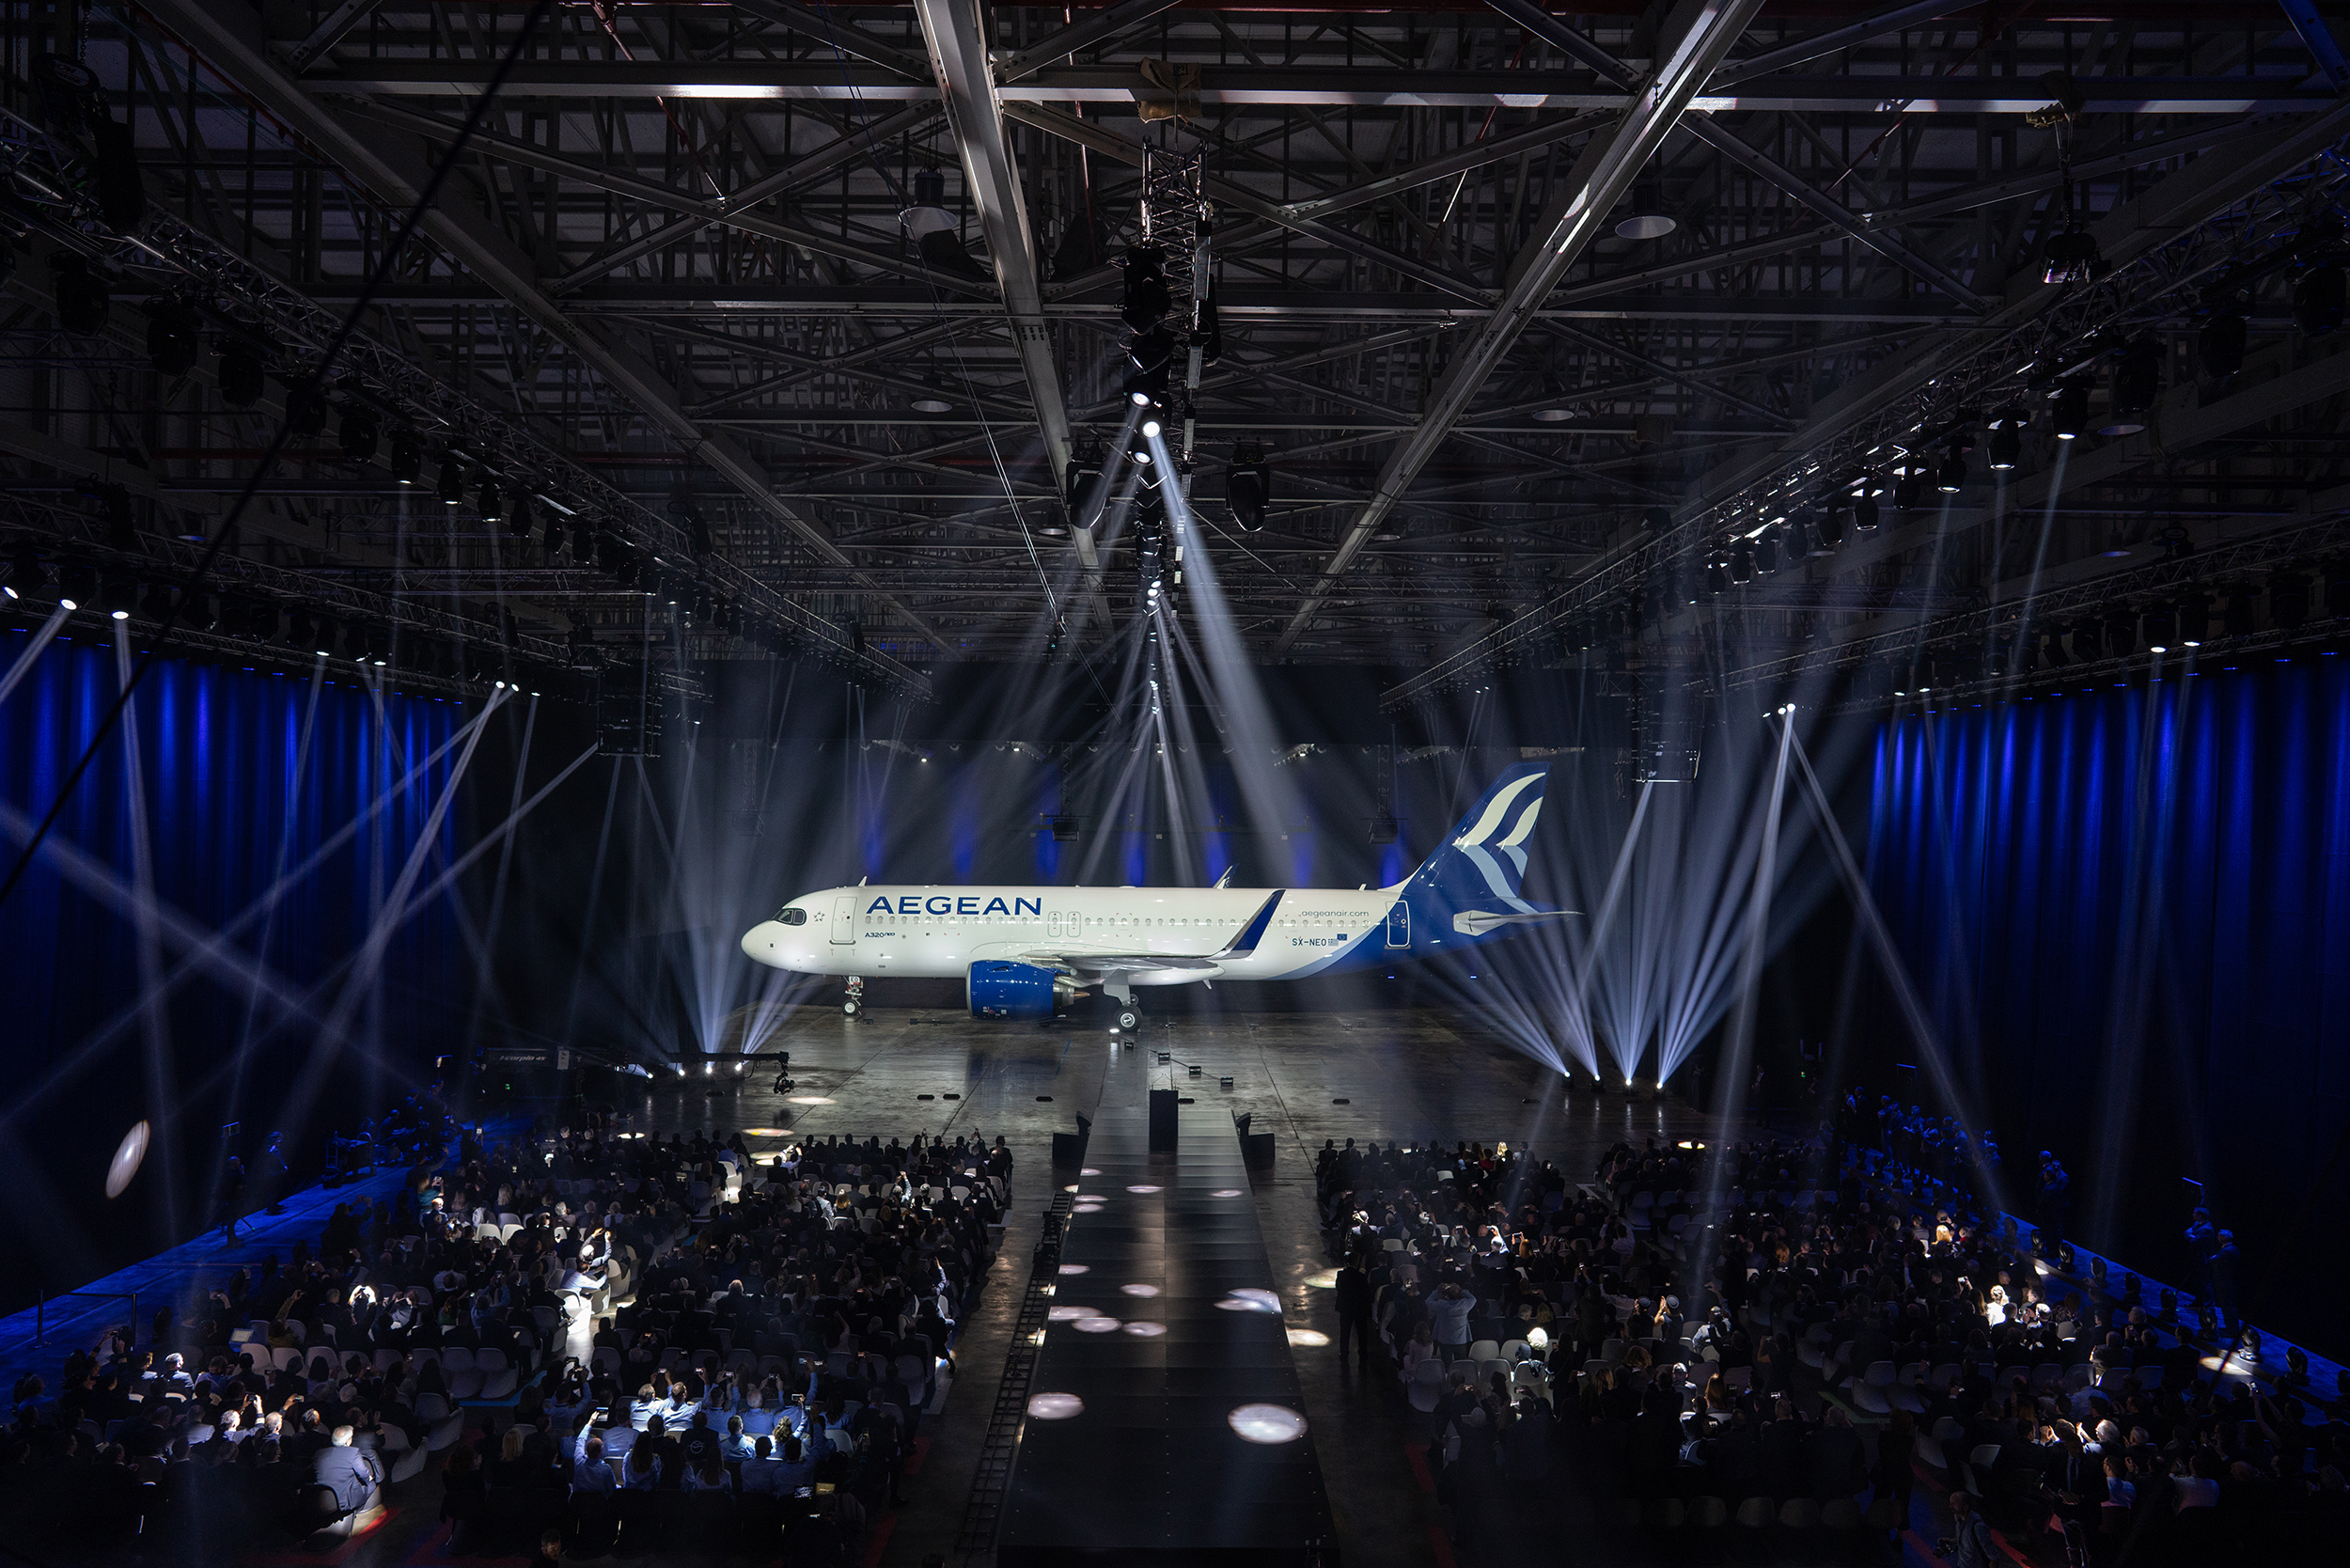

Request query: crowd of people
[
  {"left": 0, "top": 1108, "right": 1010, "bottom": 1561},
  {"left": 1319, "top": 1124, "right": 2350, "bottom": 1566}
]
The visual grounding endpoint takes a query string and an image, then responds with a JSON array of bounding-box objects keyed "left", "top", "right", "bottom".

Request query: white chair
[
  {"left": 476, "top": 1348, "right": 517, "bottom": 1401},
  {"left": 1499, "top": 1339, "right": 1530, "bottom": 1364},
  {"left": 387, "top": 1443, "right": 429, "bottom": 1483},
  {"left": 441, "top": 1347, "right": 484, "bottom": 1401},
  {"left": 894, "top": 1353, "right": 930, "bottom": 1406},
  {"left": 1467, "top": 1340, "right": 1502, "bottom": 1364}
]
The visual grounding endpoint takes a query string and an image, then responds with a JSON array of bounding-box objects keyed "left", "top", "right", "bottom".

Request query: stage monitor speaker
[
  {"left": 1243, "top": 1131, "right": 1276, "bottom": 1169},
  {"left": 1051, "top": 1132, "right": 1086, "bottom": 1167},
  {"left": 1148, "top": 1089, "right": 1178, "bottom": 1150}
]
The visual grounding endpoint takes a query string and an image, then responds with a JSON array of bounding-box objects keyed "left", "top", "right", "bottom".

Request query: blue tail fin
[{"left": 1392, "top": 761, "right": 1560, "bottom": 941}]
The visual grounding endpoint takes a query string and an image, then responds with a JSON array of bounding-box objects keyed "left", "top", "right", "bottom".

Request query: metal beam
[
  {"left": 146, "top": 0, "right": 950, "bottom": 668},
  {"left": 341, "top": 100, "right": 996, "bottom": 298},
  {"left": 1274, "top": 0, "right": 1771, "bottom": 653},
  {"left": 998, "top": 0, "right": 1187, "bottom": 83},
  {"left": 2279, "top": 0, "right": 2350, "bottom": 90},
  {"left": 283, "top": 0, "right": 387, "bottom": 72},
  {"left": 728, "top": 0, "right": 934, "bottom": 82},
  {"left": 1485, "top": 0, "right": 1987, "bottom": 306},
  {"left": 1002, "top": 104, "right": 1495, "bottom": 305},
  {"left": 314, "top": 60, "right": 2340, "bottom": 115},
  {"left": 1277, "top": 112, "right": 1610, "bottom": 223},
  {"left": 1707, "top": 0, "right": 1976, "bottom": 88},
  {"left": 912, "top": 0, "right": 1106, "bottom": 629},
  {"left": 549, "top": 104, "right": 941, "bottom": 291}
]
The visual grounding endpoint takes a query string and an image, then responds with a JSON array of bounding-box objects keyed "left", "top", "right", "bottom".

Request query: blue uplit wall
[
  {"left": 1865, "top": 656, "right": 2350, "bottom": 1344},
  {"left": 0, "top": 627, "right": 470, "bottom": 1300}
]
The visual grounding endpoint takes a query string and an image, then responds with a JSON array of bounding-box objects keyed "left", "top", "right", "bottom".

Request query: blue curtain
[
  {"left": 1865, "top": 657, "right": 2350, "bottom": 1344},
  {"left": 0, "top": 628, "right": 469, "bottom": 1297}
]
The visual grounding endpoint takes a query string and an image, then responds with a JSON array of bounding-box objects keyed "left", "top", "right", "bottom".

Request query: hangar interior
[{"left": 0, "top": 0, "right": 2347, "bottom": 1563}]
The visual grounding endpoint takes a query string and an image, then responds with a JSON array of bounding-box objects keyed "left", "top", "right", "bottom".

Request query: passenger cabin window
[{"left": 776, "top": 907, "right": 807, "bottom": 926}]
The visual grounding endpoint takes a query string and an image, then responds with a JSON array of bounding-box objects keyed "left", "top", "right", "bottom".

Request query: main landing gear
[
  {"left": 843, "top": 976, "right": 865, "bottom": 1019},
  {"left": 1104, "top": 979, "right": 1141, "bottom": 1033}
]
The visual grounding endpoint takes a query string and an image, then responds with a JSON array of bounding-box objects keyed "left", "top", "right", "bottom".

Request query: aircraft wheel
[
  {"left": 1115, "top": 1007, "right": 1140, "bottom": 1032},
  {"left": 843, "top": 998, "right": 862, "bottom": 1019}
]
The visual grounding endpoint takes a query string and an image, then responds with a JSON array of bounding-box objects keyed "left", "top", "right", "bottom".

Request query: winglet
[
  {"left": 1214, "top": 867, "right": 1233, "bottom": 888},
  {"left": 1214, "top": 891, "right": 1284, "bottom": 958}
]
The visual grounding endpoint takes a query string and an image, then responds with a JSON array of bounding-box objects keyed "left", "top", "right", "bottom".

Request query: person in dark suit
[
  {"left": 312, "top": 1425, "right": 382, "bottom": 1513},
  {"left": 1334, "top": 1258, "right": 1372, "bottom": 1373}
]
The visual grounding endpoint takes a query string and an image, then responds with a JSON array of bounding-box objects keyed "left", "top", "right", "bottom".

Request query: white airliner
[{"left": 739, "top": 762, "right": 1568, "bottom": 1028}]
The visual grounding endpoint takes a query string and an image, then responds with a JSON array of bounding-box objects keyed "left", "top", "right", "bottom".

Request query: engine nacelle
[{"left": 967, "top": 960, "right": 1059, "bottom": 1020}]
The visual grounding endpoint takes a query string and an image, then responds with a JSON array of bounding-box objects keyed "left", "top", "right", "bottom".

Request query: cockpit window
[{"left": 776, "top": 907, "right": 807, "bottom": 926}]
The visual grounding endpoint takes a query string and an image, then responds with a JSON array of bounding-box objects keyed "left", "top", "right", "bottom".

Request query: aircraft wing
[{"left": 1018, "top": 951, "right": 1224, "bottom": 975}]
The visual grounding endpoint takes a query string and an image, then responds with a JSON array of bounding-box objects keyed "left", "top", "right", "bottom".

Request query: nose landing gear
[{"left": 842, "top": 977, "right": 865, "bottom": 1018}]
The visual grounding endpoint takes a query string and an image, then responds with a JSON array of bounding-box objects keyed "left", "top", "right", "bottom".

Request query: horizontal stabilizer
[{"left": 1450, "top": 908, "right": 1579, "bottom": 937}]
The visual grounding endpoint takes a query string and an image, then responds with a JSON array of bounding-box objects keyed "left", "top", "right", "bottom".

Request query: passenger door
[
  {"left": 832, "top": 894, "right": 857, "bottom": 944},
  {"left": 1386, "top": 902, "right": 1410, "bottom": 949}
]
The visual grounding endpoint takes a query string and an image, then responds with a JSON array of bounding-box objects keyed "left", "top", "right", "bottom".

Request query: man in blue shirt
[{"left": 572, "top": 1434, "right": 618, "bottom": 1493}]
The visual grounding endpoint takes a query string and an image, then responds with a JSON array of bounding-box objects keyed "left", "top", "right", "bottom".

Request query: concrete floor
[{"left": 633, "top": 998, "right": 1736, "bottom": 1568}]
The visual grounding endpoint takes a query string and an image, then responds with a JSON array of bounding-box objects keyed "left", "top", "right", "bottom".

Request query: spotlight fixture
[
  {"left": 2043, "top": 226, "right": 2106, "bottom": 286},
  {"left": 138, "top": 583, "right": 174, "bottom": 621},
  {"left": 2198, "top": 303, "right": 2248, "bottom": 380},
  {"left": 2051, "top": 381, "right": 2092, "bottom": 440},
  {"left": 312, "top": 616, "right": 340, "bottom": 657},
  {"left": 2294, "top": 255, "right": 2346, "bottom": 337},
  {"left": 246, "top": 600, "right": 279, "bottom": 642},
  {"left": 338, "top": 405, "right": 381, "bottom": 463},
  {"left": 2175, "top": 593, "right": 2208, "bottom": 647},
  {"left": 1814, "top": 504, "right": 1845, "bottom": 547},
  {"left": 181, "top": 591, "right": 216, "bottom": 632},
  {"left": 145, "top": 300, "right": 202, "bottom": 377},
  {"left": 1729, "top": 543, "right": 1753, "bottom": 585},
  {"left": 55, "top": 563, "right": 96, "bottom": 611},
  {"left": 2142, "top": 604, "right": 2177, "bottom": 652},
  {"left": 4, "top": 544, "right": 49, "bottom": 602},
  {"left": 217, "top": 341, "right": 266, "bottom": 409},
  {"left": 1752, "top": 528, "right": 1779, "bottom": 575},
  {"left": 478, "top": 478, "right": 504, "bottom": 524},
  {"left": 389, "top": 429, "right": 422, "bottom": 485},
  {"left": 1705, "top": 560, "right": 1729, "bottom": 596},
  {"left": 1853, "top": 496, "right": 1880, "bottom": 532},
  {"left": 509, "top": 489, "right": 538, "bottom": 541},
  {"left": 284, "top": 608, "right": 314, "bottom": 649},
  {"left": 287, "top": 384, "right": 329, "bottom": 439},
  {"left": 50, "top": 256, "right": 109, "bottom": 336},
  {"left": 1226, "top": 444, "right": 1271, "bottom": 531},
  {"left": 1124, "top": 325, "right": 1173, "bottom": 404},
  {"left": 1140, "top": 416, "right": 1162, "bottom": 439},
  {"left": 1937, "top": 450, "right": 1967, "bottom": 493},
  {"left": 1614, "top": 166, "right": 1676, "bottom": 241},
  {"left": 100, "top": 574, "right": 135, "bottom": 619},
  {"left": 1893, "top": 473, "right": 1922, "bottom": 509},
  {"left": 1988, "top": 427, "right": 2022, "bottom": 471},
  {"left": 437, "top": 455, "right": 465, "bottom": 506},
  {"left": 2101, "top": 339, "right": 2161, "bottom": 436},
  {"left": 2269, "top": 568, "right": 2312, "bottom": 630},
  {"left": 1120, "top": 247, "right": 1170, "bottom": 332}
]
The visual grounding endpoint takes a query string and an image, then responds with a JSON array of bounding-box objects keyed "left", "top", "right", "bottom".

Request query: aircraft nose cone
[{"left": 742, "top": 921, "right": 784, "bottom": 964}]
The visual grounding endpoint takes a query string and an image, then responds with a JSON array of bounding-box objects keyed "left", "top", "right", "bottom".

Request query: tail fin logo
[{"left": 1440, "top": 766, "right": 1547, "bottom": 910}]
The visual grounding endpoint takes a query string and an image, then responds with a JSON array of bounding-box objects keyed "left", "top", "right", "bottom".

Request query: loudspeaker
[
  {"left": 1243, "top": 1132, "right": 1276, "bottom": 1170},
  {"left": 1148, "top": 1089, "right": 1178, "bottom": 1151},
  {"left": 1051, "top": 1133, "right": 1086, "bottom": 1167}
]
